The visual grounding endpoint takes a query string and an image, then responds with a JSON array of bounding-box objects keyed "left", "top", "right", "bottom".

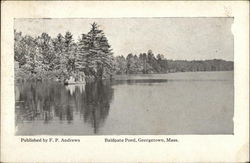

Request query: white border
[{"left": 1, "top": 1, "right": 249, "bottom": 162}]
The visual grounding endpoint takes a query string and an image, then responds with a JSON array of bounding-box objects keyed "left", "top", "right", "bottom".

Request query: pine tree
[
  {"left": 77, "top": 22, "right": 114, "bottom": 80},
  {"left": 126, "top": 53, "right": 135, "bottom": 74},
  {"left": 115, "top": 55, "right": 127, "bottom": 74},
  {"left": 52, "top": 33, "right": 64, "bottom": 71},
  {"left": 14, "top": 31, "right": 27, "bottom": 67},
  {"left": 22, "top": 35, "right": 37, "bottom": 74},
  {"left": 36, "top": 33, "right": 55, "bottom": 71},
  {"left": 63, "top": 32, "right": 76, "bottom": 75},
  {"left": 76, "top": 34, "right": 88, "bottom": 73}
]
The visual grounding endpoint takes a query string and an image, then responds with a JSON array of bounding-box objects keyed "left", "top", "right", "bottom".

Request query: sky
[{"left": 14, "top": 18, "right": 234, "bottom": 61}]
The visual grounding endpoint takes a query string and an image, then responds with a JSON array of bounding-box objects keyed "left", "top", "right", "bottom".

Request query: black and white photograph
[
  {"left": 14, "top": 18, "right": 234, "bottom": 135},
  {"left": 1, "top": 1, "right": 249, "bottom": 162}
]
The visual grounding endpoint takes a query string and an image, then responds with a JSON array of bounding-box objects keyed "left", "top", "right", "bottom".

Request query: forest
[
  {"left": 115, "top": 52, "right": 233, "bottom": 74},
  {"left": 14, "top": 22, "right": 234, "bottom": 82}
]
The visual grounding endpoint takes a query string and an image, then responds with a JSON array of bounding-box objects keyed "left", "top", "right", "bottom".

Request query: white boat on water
[{"left": 64, "top": 76, "right": 86, "bottom": 85}]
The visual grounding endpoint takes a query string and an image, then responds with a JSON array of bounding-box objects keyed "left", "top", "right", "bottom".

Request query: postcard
[{"left": 1, "top": 1, "right": 249, "bottom": 162}]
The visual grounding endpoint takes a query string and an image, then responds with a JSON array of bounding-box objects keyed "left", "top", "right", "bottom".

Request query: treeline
[
  {"left": 14, "top": 22, "right": 233, "bottom": 82},
  {"left": 15, "top": 22, "right": 114, "bottom": 82},
  {"left": 114, "top": 51, "right": 233, "bottom": 74}
]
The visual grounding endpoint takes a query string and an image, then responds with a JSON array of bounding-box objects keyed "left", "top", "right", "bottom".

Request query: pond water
[{"left": 15, "top": 71, "right": 234, "bottom": 135}]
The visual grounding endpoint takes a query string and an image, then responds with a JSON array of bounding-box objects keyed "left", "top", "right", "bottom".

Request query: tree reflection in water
[
  {"left": 84, "top": 81, "right": 113, "bottom": 133},
  {"left": 15, "top": 81, "right": 114, "bottom": 134}
]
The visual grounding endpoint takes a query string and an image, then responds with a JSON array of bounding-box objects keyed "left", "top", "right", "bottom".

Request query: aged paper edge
[{"left": 1, "top": 1, "right": 249, "bottom": 162}]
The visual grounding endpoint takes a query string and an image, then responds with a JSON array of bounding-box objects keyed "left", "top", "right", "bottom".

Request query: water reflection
[
  {"left": 84, "top": 81, "right": 113, "bottom": 133},
  {"left": 112, "top": 79, "right": 169, "bottom": 85},
  {"left": 15, "top": 72, "right": 234, "bottom": 135},
  {"left": 15, "top": 81, "right": 114, "bottom": 134}
]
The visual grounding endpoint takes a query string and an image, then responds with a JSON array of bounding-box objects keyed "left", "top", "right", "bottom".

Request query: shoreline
[{"left": 14, "top": 70, "right": 234, "bottom": 84}]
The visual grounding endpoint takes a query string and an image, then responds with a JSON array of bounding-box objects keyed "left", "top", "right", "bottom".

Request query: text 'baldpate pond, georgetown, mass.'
[
  {"left": 104, "top": 138, "right": 178, "bottom": 142},
  {"left": 14, "top": 18, "right": 234, "bottom": 135}
]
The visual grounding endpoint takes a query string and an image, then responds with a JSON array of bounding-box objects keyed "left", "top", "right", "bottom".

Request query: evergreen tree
[
  {"left": 126, "top": 53, "right": 135, "bottom": 74},
  {"left": 14, "top": 31, "right": 27, "bottom": 67},
  {"left": 64, "top": 32, "right": 76, "bottom": 75},
  {"left": 115, "top": 55, "right": 127, "bottom": 74},
  {"left": 133, "top": 55, "right": 143, "bottom": 73},
  {"left": 22, "top": 35, "right": 37, "bottom": 74},
  {"left": 76, "top": 34, "right": 88, "bottom": 73},
  {"left": 52, "top": 33, "right": 67, "bottom": 78},
  {"left": 36, "top": 33, "right": 55, "bottom": 71},
  {"left": 77, "top": 22, "right": 114, "bottom": 79}
]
